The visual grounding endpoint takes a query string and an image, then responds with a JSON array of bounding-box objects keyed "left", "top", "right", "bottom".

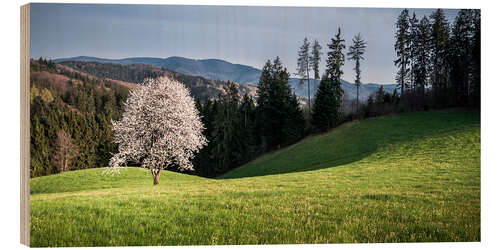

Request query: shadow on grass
[{"left": 218, "top": 110, "right": 479, "bottom": 179}]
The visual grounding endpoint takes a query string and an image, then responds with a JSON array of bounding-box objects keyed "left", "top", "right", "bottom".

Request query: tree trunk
[
  {"left": 307, "top": 71, "right": 311, "bottom": 112},
  {"left": 356, "top": 82, "right": 359, "bottom": 115},
  {"left": 152, "top": 169, "right": 162, "bottom": 185},
  {"left": 63, "top": 152, "right": 68, "bottom": 172}
]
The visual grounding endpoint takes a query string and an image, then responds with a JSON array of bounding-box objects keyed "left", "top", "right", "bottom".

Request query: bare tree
[
  {"left": 52, "top": 130, "right": 79, "bottom": 173},
  {"left": 107, "top": 77, "right": 207, "bottom": 185}
]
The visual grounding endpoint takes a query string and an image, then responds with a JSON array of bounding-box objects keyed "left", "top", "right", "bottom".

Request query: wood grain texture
[{"left": 20, "top": 3, "right": 30, "bottom": 246}]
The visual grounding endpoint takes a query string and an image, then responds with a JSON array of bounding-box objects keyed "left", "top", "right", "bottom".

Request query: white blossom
[{"left": 107, "top": 77, "right": 207, "bottom": 182}]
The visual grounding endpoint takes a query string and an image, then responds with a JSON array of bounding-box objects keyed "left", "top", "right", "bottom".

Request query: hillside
[
  {"left": 54, "top": 56, "right": 397, "bottom": 101},
  {"left": 29, "top": 59, "right": 133, "bottom": 177},
  {"left": 30, "top": 111, "right": 480, "bottom": 246},
  {"left": 220, "top": 110, "right": 479, "bottom": 178}
]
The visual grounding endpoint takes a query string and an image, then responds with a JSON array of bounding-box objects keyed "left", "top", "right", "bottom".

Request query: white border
[{"left": 1, "top": 1, "right": 498, "bottom": 250}]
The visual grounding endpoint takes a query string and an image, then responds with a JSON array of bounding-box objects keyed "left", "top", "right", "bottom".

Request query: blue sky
[{"left": 30, "top": 3, "right": 459, "bottom": 84}]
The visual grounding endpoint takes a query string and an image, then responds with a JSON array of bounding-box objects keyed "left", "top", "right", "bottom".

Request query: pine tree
[
  {"left": 471, "top": 10, "right": 481, "bottom": 108},
  {"left": 257, "top": 57, "right": 305, "bottom": 150},
  {"left": 30, "top": 113, "right": 50, "bottom": 177},
  {"left": 327, "top": 28, "right": 345, "bottom": 115},
  {"left": 375, "top": 86, "right": 385, "bottom": 105},
  {"left": 430, "top": 9, "right": 450, "bottom": 107},
  {"left": 409, "top": 12, "right": 419, "bottom": 94},
  {"left": 450, "top": 9, "right": 478, "bottom": 107},
  {"left": 394, "top": 9, "right": 411, "bottom": 100},
  {"left": 311, "top": 76, "right": 337, "bottom": 131},
  {"left": 283, "top": 93, "right": 305, "bottom": 145},
  {"left": 238, "top": 93, "right": 257, "bottom": 163},
  {"left": 211, "top": 81, "right": 241, "bottom": 174},
  {"left": 256, "top": 60, "right": 273, "bottom": 111},
  {"left": 326, "top": 28, "right": 346, "bottom": 82},
  {"left": 312, "top": 28, "right": 345, "bottom": 131},
  {"left": 193, "top": 99, "right": 216, "bottom": 177},
  {"left": 256, "top": 60, "right": 275, "bottom": 150},
  {"left": 347, "top": 33, "right": 367, "bottom": 114},
  {"left": 414, "top": 15, "right": 432, "bottom": 103},
  {"left": 392, "top": 88, "right": 400, "bottom": 105},
  {"left": 311, "top": 39, "right": 323, "bottom": 80},
  {"left": 296, "top": 38, "right": 312, "bottom": 111},
  {"left": 202, "top": 99, "right": 220, "bottom": 177}
]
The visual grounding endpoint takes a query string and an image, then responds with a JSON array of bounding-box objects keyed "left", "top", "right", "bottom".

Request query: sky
[{"left": 30, "top": 3, "right": 459, "bottom": 84}]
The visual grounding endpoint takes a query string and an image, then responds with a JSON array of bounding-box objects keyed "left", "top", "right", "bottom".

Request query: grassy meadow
[{"left": 30, "top": 110, "right": 480, "bottom": 246}]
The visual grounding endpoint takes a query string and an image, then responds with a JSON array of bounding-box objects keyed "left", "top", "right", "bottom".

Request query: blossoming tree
[{"left": 108, "top": 77, "right": 207, "bottom": 184}]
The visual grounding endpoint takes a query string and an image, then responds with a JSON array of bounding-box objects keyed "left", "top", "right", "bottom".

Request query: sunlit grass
[{"left": 30, "top": 110, "right": 480, "bottom": 246}]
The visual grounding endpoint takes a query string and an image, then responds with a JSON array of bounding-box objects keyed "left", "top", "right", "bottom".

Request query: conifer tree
[
  {"left": 450, "top": 9, "right": 478, "bottom": 107},
  {"left": 211, "top": 81, "right": 241, "bottom": 174},
  {"left": 257, "top": 57, "right": 305, "bottom": 150},
  {"left": 311, "top": 76, "right": 337, "bottom": 131},
  {"left": 414, "top": 15, "right": 432, "bottom": 102},
  {"left": 347, "top": 33, "right": 367, "bottom": 114},
  {"left": 283, "top": 92, "right": 306, "bottom": 145},
  {"left": 296, "top": 38, "right": 312, "bottom": 111},
  {"left": 311, "top": 39, "right": 323, "bottom": 80},
  {"left": 239, "top": 93, "right": 257, "bottom": 163},
  {"left": 394, "top": 9, "right": 411, "bottom": 100},
  {"left": 430, "top": 9, "right": 450, "bottom": 107},
  {"left": 193, "top": 99, "right": 217, "bottom": 177},
  {"left": 471, "top": 10, "right": 481, "bottom": 108},
  {"left": 326, "top": 28, "right": 346, "bottom": 82},
  {"left": 392, "top": 88, "right": 400, "bottom": 105},
  {"left": 375, "top": 86, "right": 385, "bottom": 105},
  {"left": 312, "top": 28, "right": 345, "bottom": 131},
  {"left": 409, "top": 12, "right": 419, "bottom": 93}
]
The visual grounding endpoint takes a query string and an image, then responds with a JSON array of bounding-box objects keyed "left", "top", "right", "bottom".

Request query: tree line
[{"left": 392, "top": 8, "right": 480, "bottom": 111}]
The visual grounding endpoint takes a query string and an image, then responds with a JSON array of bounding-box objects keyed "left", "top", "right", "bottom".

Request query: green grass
[{"left": 30, "top": 110, "right": 480, "bottom": 246}]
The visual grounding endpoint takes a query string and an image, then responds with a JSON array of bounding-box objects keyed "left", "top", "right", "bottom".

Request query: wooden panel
[{"left": 20, "top": 3, "right": 30, "bottom": 247}]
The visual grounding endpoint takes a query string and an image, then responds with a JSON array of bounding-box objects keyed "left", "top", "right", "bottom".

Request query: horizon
[
  {"left": 30, "top": 3, "right": 459, "bottom": 84},
  {"left": 37, "top": 55, "right": 400, "bottom": 86}
]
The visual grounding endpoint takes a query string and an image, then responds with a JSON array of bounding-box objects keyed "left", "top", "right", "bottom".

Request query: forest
[
  {"left": 30, "top": 59, "right": 129, "bottom": 177},
  {"left": 29, "top": 9, "right": 480, "bottom": 178}
]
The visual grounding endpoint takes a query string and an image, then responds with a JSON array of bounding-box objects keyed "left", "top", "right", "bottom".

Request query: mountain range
[{"left": 54, "top": 56, "right": 398, "bottom": 101}]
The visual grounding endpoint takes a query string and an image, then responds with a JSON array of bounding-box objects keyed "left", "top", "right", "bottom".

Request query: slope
[
  {"left": 30, "top": 110, "right": 480, "bottom": 246},
  {"left": 220, "top": 110, "right": 479, "bottom": 178}
]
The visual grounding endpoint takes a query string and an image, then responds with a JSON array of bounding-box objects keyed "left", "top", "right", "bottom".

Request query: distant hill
[
  {"left": 55, "top": 56, "right": 261, "bottom": 86},
  {"left": 55, "top": 56, "right": 398, "bottom": 101},
  {"left": 58, "top": 61, "right": 257, "bottom": 101}
]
